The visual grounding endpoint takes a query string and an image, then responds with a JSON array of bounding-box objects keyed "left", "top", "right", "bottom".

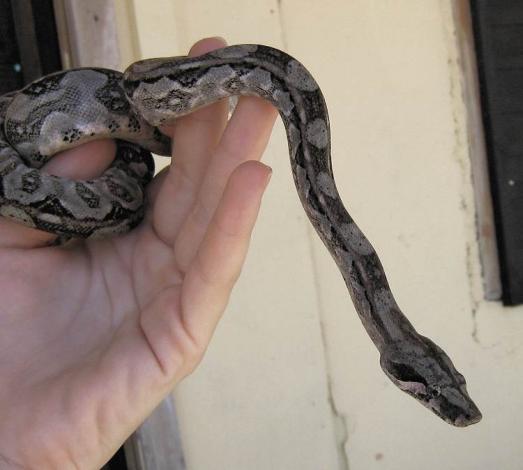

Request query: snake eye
[{"left": 388, "top": 362, "right": 428, "bottom": 386}]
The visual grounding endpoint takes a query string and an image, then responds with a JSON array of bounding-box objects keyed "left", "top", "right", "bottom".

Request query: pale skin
[{"left": 0, "top": 37, "right": 278, "bottom": 469}]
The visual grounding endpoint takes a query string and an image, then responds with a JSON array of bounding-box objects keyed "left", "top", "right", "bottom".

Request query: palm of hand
[{"left": 0, "top": 38, "right": 277, "bottom": 469}]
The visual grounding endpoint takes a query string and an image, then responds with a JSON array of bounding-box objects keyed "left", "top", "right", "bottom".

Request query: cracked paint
[
  {"left": 273, "top": 0, "right": 347, "bottom": 466},
  {"left": 439, "top": 0, "right": 486, "bottom": 346},
  {"left": 305, "top": 222, "right": 350, "bottom": 469},
  {"left": 327, "top": 388, "right": 350, "bottom": 470}
]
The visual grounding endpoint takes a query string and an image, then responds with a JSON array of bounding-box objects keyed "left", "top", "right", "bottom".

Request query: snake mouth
[
  {"left": 428, "top": 403, "right": 481, "bottom": 427},
  {"left": 400, "top": 389, "right": 482, "bottom": 427},
  {"left": 454, "top": 411, "right": 482, "bottom": 427},
  {"left": 422, "top": 394, "right": 482, "bottom": 427},
  {"left": 380, "top": 355, "right": 482, "bottom": 427}
]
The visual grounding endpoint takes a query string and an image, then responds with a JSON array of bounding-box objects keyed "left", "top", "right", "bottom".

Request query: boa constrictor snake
[{"left": 0, "top": 44, "right": 481, "bottom": 426}]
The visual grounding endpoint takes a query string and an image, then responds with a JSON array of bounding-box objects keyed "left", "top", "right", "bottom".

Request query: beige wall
[{"left": 117, "top": 1, "right": 523, "bottom": 468}]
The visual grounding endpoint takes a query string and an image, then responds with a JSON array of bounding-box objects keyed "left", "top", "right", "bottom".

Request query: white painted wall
[{"left": 116, "top": 1, "right": 523, "bottom": 468}]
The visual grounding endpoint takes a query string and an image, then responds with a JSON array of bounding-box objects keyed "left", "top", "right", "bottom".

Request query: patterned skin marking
[
  {"left": 339, "top": 222, "right": 375, "bottom": 256},
  {"left": 286, "top": 59, "right": 319, "bottom": 92},
  {"left": 306, "top": 118, "right": 329, "bottom": 149},
  {"left": 0, "top": 44, "right": 481, "bottom": 426},
  {"left": 316, "top": 171, "right": 337, "bottom": 198}
]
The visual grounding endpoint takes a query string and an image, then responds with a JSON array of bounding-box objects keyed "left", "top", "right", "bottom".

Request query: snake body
[{"left": 0, "top": 44, "right": 481, "bottom": 426}]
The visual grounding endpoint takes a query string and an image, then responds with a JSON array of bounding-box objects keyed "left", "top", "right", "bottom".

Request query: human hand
[{"left": 0, "top": 37, "right": 277, "bottom": 469}]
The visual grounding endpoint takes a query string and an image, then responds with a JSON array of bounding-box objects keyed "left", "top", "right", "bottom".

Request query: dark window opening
[
  {"left": 0, "top": 0, "right": 61, "bottom": 94},
  {"left": 471, "top": 0, "right": 523, "bottom": 305}
]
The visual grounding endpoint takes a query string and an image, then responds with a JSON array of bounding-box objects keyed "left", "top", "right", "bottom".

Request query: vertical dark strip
[
  {"left": 30, "top": 0, "right": 62, "bottom": 75},
  {"left": 1, "top": 0, "right": 62, "bottom": 93},
  {"left": 471, "top": 0, "right": 523, "bottom": 305},
  {"left": 10, "top": 0, "right": 42, "bottom": 82},
  {"left": 0, "top": 0, "right": 23, "bottom": 93}
]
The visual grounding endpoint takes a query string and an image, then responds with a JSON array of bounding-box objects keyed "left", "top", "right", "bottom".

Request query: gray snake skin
[{"left": 0, "top": 44, "right": 481, "bottom": 426}]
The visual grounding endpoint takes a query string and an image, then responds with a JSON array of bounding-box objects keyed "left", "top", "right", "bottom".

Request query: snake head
[{"left": 379, "top": 336, "right": 482, "bottom": 427}]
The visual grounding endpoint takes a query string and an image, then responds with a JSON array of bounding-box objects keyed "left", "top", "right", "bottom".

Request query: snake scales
[{"left": 0, "top": 44, "right": 481, "bottom": 426}]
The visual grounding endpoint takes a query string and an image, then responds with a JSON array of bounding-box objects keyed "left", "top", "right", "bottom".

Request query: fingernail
[
  {"left": 209, "top": 36, "right": 227, "bottom": 45},
  {"left": 262, "top": 164, "right": 273, "bottom": 188}
]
